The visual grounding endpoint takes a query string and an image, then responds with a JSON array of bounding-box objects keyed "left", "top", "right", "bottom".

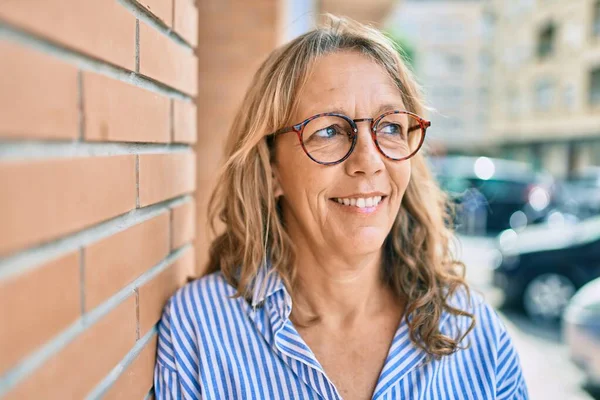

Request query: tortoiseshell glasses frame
[{"left": 270, "top": 110, "right": 431, "bottom": 166}]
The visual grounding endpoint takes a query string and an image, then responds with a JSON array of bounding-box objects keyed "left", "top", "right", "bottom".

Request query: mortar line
[
  {"left": 170, "top": 99, "right": 175, "bottom": 142},
  {"left": 135, "top": 19, "right": 140, "bottom": 73},
  {"left": 136, "top": 154, "right": 141, "bottom": 208},
  {"left": 85, "top": 327, "right": 158, "bottom": 399},
  {"left": 135, "top": 288, "right": 140, "bottom": 340},
  {"left": 0, "top": 140, "right": 192, "bottom": 161},
  {"left": 0, "top": 246, "right": 190, "bottom": 397},
  {"left": 0, "top": 22, "right": 193, "bottom": 100},
  {"left": 169, "top": 206, "right": 174, "bottom": 251},
  {"left": 78, "top": 70, "right": 85, "bottom": 141},
  {"left": 117, "top": 0, "right": 194, "bottom": 49},
  {"left": 0, "top": 195, "right": 194, "bottom": 280},
  {"left": 80, "top": 248, "right": 86, "bottom": 316}
]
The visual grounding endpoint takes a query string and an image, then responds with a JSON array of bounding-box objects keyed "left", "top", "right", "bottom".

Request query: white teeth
[{"left": 333, "top": 196, "right": 384, "bottom": 208}]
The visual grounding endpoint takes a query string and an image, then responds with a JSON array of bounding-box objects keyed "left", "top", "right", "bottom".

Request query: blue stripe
[
  {"left": 153, "top": 271, "right": 529, "bottom": 399},
  {"left": 215, "top": 280, "right": 257, "bottom": 398},
  {"left": 168, "top": 303, "right": 202, "bottom": 396},
  {"left": 231, "top": 296, "right": 267, "bottom": 399},
  {"left": 194, "top": 277, "right": 231, "bottom": 397},
  {"left": 203, "top": 277, "right": 241, "bottom": 399}
]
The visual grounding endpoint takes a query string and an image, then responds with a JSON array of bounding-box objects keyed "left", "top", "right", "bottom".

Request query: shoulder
[
  {"left": 160, "top": 271, "right": 241, "bottom": 333},
  {"left": 441, "top": 286, "right": 508, "bottom": 344},
  {"left": 438, "top": 287, "right": 529, "bottom": 398},
  {"left": 170, "top": 271, "right": 237, "bottom": 308},
  {"left": 442, "top": 286, "right": 522, "bottom": 369}
]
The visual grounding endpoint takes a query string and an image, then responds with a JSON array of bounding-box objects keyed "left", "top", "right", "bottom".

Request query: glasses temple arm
[{"left": 272, "top": 126, "right": 295, "bottom": 136}]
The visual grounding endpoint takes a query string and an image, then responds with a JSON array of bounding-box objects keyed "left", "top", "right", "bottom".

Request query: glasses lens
[
  {"left": 374, "top": 113, "right": 423, "bottom": 160},
  {"left": 302, "top": 115, "right": 354, "bottom": 163}
]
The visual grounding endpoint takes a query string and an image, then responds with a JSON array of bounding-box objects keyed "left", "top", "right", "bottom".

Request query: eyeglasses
[{"left": 271, "top": 110, "right": 430, "bottom": 165}]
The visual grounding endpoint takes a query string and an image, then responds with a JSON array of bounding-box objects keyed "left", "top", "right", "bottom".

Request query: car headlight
[
  {"left": 491, "top": 250, "right": 503, "bottom": 270},
  {"left": 528, "top": 186, "right": 550, "bottom": 211},
  {"left": 498, "top": 229, "right": 519, "bottom": 253},
  {"left": 492, "top": 249, "right": 520, "bottom": 271}
]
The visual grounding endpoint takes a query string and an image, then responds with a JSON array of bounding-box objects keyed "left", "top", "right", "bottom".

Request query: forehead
[{"left": 295, "top": 51, "right": 405, "bottom": 118}]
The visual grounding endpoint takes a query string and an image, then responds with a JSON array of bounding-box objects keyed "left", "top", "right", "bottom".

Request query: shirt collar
[{"left": 250, "top": 261, "right": 286, "bottom": 307}]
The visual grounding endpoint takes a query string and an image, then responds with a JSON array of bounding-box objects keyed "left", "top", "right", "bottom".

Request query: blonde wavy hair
[{"left": 206, "top": 15, "right": 474, "bottom": 358}]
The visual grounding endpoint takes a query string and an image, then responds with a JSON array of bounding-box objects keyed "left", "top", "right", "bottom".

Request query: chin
[{"left": 344, "top": 230, "right": 388, "bottom": 255}]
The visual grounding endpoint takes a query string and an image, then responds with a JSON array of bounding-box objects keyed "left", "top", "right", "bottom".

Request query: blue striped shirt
[{"left": 154, "top": 265, "right": 529, "bottom": 399}]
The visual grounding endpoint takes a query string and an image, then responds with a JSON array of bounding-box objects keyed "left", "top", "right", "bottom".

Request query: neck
[{"left": 289, "top": 239, "right": 398, "bottom": 328}]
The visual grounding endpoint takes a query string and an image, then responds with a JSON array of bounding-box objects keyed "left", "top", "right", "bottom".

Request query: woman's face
[{"left": 272, "top": 51, "right": 412, "bottom": 257}]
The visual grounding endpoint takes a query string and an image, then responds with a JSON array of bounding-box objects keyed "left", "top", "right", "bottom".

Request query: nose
[{"left": 343, "top": 122, "right": 384, "bottom": 176}]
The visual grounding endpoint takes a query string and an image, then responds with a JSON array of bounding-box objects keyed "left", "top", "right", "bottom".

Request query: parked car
[
  {"left": 492, "top": 214, "right": 600, "bottom": 322},
  {"left": 563, "top": 277, "right": 600, "bottom": 393},
  {"left": 428, "top": 156, "right": 556, "bottom": 235},
  {"left": 556, "top": 166, "right": 600, "bottom": 220}
]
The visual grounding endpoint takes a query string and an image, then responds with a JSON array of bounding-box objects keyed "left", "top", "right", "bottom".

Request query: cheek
[
  {"left": 390, "top": 162, "right": 412, "bottom": 194},
  {"left": 275, "top": 143, "right": 329, "bottom": 201}
]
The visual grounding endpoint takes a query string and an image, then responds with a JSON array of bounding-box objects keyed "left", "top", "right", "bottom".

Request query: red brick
[
  {"left": 139, "top": 0, "right": 172, "bottom": 26},
  {"left": 139, "top": 23, "right": 198, "bottom": 96},
  {"left": 173, "top": 100, "right": 197, "bottom": 143},
  {"left": 0, "top": 0, "right": 135, "bottom": 70},
  {"left": 0, "top": 252, "right": 80, "bottom": 375},
  {"left": 138, "top": 247, "right": 194, "bottom": 335},
  {"left": 84, "top": 213, "right": 170, "bottom": 311},
  {"left": 0, "top": 41, "right": 78, "bottom": 140},
  {"left": 171, "top": 199, "right": 196, "bottom": 250},
  {"left": 5, "top": 296, "right": 136, "bottom": 400},
  {"left": 0, "top": 156, "right": 136, "bottom": 257},
  {"left": 138, "top": 152, "right": 196, "bottom": 207},
  {"left": 174, "top": 0, "right": 198, "bottom": 47},
  {"left": 83, "top": 73, "right": 170, "bottom": 143},
  {"left": 104, "top": 334, "right": 158, "bottom": 400}
]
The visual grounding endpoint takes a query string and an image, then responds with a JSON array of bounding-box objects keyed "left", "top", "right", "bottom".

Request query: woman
[{"left": 154, "top": 16, "right": 528, "bottom": 400}]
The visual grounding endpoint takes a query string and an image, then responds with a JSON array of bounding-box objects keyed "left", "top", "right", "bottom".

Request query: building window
[
  {"left": 594, "top": 1, "right": 600, "bottom": 37},
  {"left": 507, "top": 87, "right": 522, "bottom": 116},
  {"left": 590, "top": 67, "right": 600, "bottom": 106},
  {"left": 563, "top": 84, "right": 576, "bottom": 110},
  {"left": 480, "top": 12, "right": 495, "bottom": 42},
  {"left": 479, "top": 52, "right": 492, "bottom": 73},
  {"left": 537, "top": 23, "right": 556, "bottom": 59},
  {"left": 534, "top": 79, "right": 555, "bottom": 111},
  {"left": 446, "top": 54, "right": 464, "bottom": 74}
]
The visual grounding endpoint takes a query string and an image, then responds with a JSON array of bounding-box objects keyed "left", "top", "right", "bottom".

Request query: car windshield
[{"left": 471, "top": 179, "right": 530, "bottom": 201}]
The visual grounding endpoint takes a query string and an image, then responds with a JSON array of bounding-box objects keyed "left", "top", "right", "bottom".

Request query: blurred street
[{"left": 458, "top": 235, "right": 596, "bottom": 400}]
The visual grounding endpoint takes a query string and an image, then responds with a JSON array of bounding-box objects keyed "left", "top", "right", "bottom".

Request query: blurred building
[
  {"left": 385, "top": 0, "right": 494, "bottom": 154},
  {"left": 488, "top": 0, "right": 600, "bottom": 179},
  {"left": 320, "top": 0, "right": 398, "bottom": 26}
]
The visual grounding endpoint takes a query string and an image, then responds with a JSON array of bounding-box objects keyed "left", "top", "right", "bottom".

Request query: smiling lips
[{"left": 331, "top": 195, "right": 384, "bottom": 209}]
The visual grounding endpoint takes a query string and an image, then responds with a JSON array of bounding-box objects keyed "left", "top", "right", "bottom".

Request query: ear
[{"left": 271, "top": 162, "right": 284, "bottom": 198}]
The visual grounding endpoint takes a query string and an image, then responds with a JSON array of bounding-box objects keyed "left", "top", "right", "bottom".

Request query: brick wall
[{"left": 0, "top": 0, "right": 198, "bottom": 398}]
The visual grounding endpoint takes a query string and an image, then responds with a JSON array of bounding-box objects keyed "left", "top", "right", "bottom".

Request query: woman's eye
[
  {"left": 379, "top": 123, "right": 403, "bottom": 135},
  {"left": 315, "top": 125, "right": 341, "bottom": 138}
]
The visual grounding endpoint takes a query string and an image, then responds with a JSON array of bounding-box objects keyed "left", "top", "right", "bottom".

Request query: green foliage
[{"left": 385, "top": 30, "right": 416, "bottom": 70}]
